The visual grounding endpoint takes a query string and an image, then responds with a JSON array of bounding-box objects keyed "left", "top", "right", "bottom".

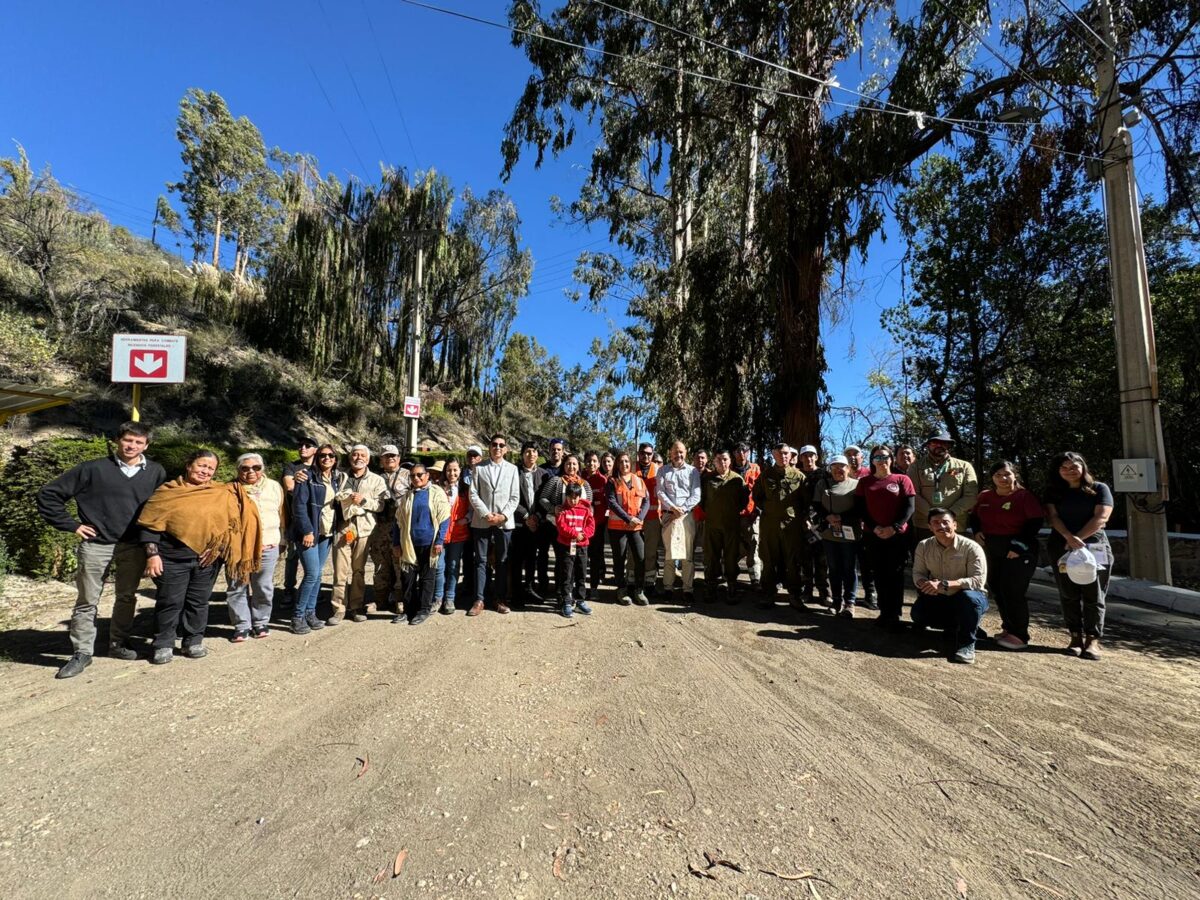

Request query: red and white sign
[
  {"left": 402, "top": 395, "right": 421, "bottom": 418},
  {"left": 111, "top": 334, "right": 188, "bottom": 384}
]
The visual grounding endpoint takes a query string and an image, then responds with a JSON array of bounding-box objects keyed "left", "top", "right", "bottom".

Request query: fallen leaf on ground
[
  {"left": 552, "top": 843, "right": 568, "bottom": 880},
  {"left": 703, "top": 851, "right": 744, "bottom": 872},
  {"left": 956, "top": 875, "right": 968, "bottom": 896},
  {"left": 1023, "top": 849, "right": 1074, "bottom": 868},
  {"left": 809, "top": 882, "right": 823, "bottom": 900},
  {"left": 644, "top": 790, "right": 667, "bottom": 796},
  {"left": 759, "top": 869, "right": 832, "bottom": 884},
  {"left": 354, "top": 754, "right": 370, "bottom": 778},
  {"left": 688, "top": 863, "right": 718, "bottom": 880},
  {"left": 372, "top": 865, "right": 389, "bottom": 884},
  {"left": 392, "top": 848, "right": 408, "bottom": 877}
]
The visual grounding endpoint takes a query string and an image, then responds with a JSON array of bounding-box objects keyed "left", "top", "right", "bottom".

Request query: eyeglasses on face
[
  {"left": 238, "top": 464, "right": 263, "bottom": 472},
  {"left": 491, "top": 442, "right": 506, "bottom": 448},
  {"left": 317, "top": 453, "right": 336, "bottom": 459}
]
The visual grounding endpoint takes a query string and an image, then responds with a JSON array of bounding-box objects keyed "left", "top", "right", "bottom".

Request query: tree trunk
[{"left": 211, "top": 214, "right": 223, "bottom": 268}]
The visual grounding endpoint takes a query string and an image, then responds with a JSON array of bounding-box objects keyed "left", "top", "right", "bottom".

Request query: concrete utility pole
[
  {"left": 405, "top": 245, "right": 424, "bottom": 455},
  {"left": 1095, "top": 0, "right": 1172, "bottom": 583}
]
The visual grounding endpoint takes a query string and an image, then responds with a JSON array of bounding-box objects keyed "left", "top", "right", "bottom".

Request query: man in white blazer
[{"left": 467, "top": 433, "right": 521, "bottom": 616}]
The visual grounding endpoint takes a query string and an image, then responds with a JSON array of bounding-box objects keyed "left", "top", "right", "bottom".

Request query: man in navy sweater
[{"left": 36, "top": 422, "right": 168, "bottom": 679}]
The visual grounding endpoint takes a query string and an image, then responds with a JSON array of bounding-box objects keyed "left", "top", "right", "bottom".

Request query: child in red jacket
[{"left": 555, "top": 482, "right": 596, "bottom": 617}]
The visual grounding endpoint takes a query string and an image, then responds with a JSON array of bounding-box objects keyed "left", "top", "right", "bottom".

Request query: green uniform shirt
[
  {"left": 752, "top": 464, "right": 806, "bottom": 525},
  {"left": 911, "top": 453, "right": 979, "bottom": 529},
  {"left": 701, "top": 470, "right": 748, "bottom": 527}
]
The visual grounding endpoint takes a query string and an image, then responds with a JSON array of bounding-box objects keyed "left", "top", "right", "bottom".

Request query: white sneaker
[{"left": 995, "top": 633, "right": 1027, "bottom": 651}]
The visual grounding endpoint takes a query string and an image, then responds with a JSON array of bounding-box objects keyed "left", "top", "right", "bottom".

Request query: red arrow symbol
[{"left": 132, "top": 352, "right": 165, "bottom": 375}]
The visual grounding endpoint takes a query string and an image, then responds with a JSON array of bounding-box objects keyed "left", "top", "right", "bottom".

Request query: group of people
[{"left": 36, "top": 422, "right": 1115, "bottom": 678}]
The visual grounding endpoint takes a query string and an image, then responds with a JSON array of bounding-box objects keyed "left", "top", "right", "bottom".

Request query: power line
[
  {"left": 396, "top": 0, "right": 1103, "bottom": 163},
  {"left": 344, "top": 61, "right": 391, "bottom": 164},
  {"left": 307, "top": 61, "right": 372, "bottom": 178},
  {"left": 1051, "top": 0, "right": 1118, "bottom": 55},
  {"left": 361, "top": 0, "right": 423, "bottom": 171}
]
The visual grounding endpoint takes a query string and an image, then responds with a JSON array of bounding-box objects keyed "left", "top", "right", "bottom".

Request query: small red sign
[{"left": 129, "top": 348, "right": 168, "bottom": 379}]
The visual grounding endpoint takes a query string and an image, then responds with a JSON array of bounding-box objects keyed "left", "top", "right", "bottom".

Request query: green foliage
[
  {"left": 0, "top": 307, "right": 56, "bottom": 373},
  {"left": 0, "top": 534, "right": 10, "bottom": 599},
  {"left": 0, "top": 438, "right": 298, "bottom": 581}
]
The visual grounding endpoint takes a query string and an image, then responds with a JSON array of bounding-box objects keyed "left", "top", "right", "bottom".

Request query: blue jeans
[
  {"left": 431, "top": 547, "right": 448, "bottom": 602},
  {"left": 440, "top": 540, "right": 466, "bottom": 604},
  {"left": 296, "top": 536, "right": 333, "bottom": 618},
  {"left": 823, "top": 540, "right": 858, "bottom": 606},
  {"left": 911, "top": 588, "right": 989, "bottom": 653}
]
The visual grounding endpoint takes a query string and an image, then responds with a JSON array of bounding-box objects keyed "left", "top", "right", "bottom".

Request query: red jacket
[
  {"left": 555, "top": 501, "right": 596, "bottom": 547},
  {"left": 586, "top": 472, "right": 610, "bottom": 519},
  {"left": 445, "top": 485, "right": 472, "bottom": 544}
]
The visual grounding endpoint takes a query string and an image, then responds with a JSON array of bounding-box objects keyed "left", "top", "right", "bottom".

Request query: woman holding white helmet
[{"left": 1044, "top": 451, "right": 1114, "bottom": 660}]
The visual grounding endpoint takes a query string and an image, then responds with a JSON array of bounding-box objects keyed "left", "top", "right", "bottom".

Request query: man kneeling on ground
[{"left": 912, "top": 507, "right": 989, "bottom": 665}]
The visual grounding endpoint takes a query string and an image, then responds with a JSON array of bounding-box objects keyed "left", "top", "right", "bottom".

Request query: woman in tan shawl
[{"left": 138, "top": 450, "right": 262, "bottom": 665}]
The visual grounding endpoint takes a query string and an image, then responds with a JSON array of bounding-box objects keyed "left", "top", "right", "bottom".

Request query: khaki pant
[
  {"left": 661, "top": 514, "right": 696, "bottom": 591},
  {"left": 71, "top": 541, "right": 146, "bottom": 654},
  {"left": 369, "top": 528, "right": 399, "bottom": 609},
  {"left": 331, "top": 533, "right": 371, "bottom": 618},
  {"left": 738, "top": 516, "right": 761, "bottom": 585}
]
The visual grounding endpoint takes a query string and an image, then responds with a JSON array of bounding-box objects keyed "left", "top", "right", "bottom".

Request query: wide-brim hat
[{"left": 925, "top": 431, "right": 954, "bottom": 444}]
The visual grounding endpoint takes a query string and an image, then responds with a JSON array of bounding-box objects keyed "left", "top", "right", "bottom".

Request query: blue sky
[{"left": 0, "top": 1, "right": 1087, "bottom": 447}]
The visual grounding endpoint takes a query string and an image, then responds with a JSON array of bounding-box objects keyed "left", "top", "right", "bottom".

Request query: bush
[
  {"left": 0, "top": 437, "right": 300, "bottom": 581},
  {"left": 0, "top": 535, "right": 9, "bottom": 599}
]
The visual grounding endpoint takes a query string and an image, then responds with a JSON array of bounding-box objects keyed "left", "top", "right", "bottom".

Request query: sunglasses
[
  {"left": 638, "top": 450, "right": 653, "bottom": 455},
  {"left": 491, "top": 442, "right": 506, "bottom": 448},
  {"left": 871, "top": 454, "right": 892, "bottom": 461},
  {"left": 238, "top": 464, "right": 263, "bottom": 472},
  {"left": 412, "top": 471, "right": 429, "bottom": 479},
  {"left": 317, "top": 453, "right": 336, "bottom": 459}
]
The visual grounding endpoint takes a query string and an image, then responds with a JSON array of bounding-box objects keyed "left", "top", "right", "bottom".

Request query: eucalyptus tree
[{"left": 501, "top": 0, "right": 1200, "bottom": 446}]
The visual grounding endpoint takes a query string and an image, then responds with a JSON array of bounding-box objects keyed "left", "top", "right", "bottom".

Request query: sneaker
[
  {"left": 292, "top": 617, "right": 311, "bottom": 635},
  {"left": 1081, "top": 637, "right": 1102, "bottom": 660},
  {"left": 576, "top": 600, "right": 593, "bottom": 616},
  {"left": 561, "top": 603, "right": 575, "bottom": 619},
  {"left": 839, "top": 605, "right": 854, "bottom": 619},
  {"left": 1066, "top": 633, "right": 1084, "bottom": 656},
  {"left": 182, "top": 644, "right": 207, "bottom": 660},
  {"left": 633, "top": 591, "right": 650, "bottom": 606},
  {"left": 324, "top": 616, "right": 342, "bottom": 627},
  {"left": 108, "top": 643, "right": 138, "bottom": 661},
  {"left": 951, "top": 645, "right": 976, "bottom": 665},
  {"left": 252, "top": 624, "right": 270, "bottom": 639},
  {"left": 617, "top": 593, "right": 633, "bottom": 607},
  {"left": 391, "top": 613, "right": 407, "bottom": 625},
  {"left": 306, "top": 614, "right": 325, "bottom": 631},
  {"left": 995, "top": 633, "right": 1027, "bottom": 651},
  {"left": 151, "top": 647, "right": 173, "bottom": 665},
  {"left": 440, "top": 600, "right": 456, "bottom": 615},
  {"left": 351, "top": 613, "right": 368, "bottom": 623},
  {"left": 409, "top": 611, "right": 431, "bottom": 626},
  {"left": 55, "top": 652, "right": 93, "bottom": 679},
  {"left": 229, "top": 630, "right": 250, "bottom": 643}
]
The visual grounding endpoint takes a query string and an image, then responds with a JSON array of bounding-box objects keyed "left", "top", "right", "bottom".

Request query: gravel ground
[{"left": 0, "top": 565, "right": 1197, "bottom": 899}]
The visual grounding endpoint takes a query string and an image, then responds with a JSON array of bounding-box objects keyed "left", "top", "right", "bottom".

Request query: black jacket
[
  {"left": 37, "top": 454, "right": 168, "bottom": 544},
  {"left": 291, "top": 467, "right": 347, "bottom": 540}
]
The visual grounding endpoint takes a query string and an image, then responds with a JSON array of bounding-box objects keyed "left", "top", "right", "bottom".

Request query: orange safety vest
[
  {"left": 608, "top": 474, "right": 648, "bottom": 531},
  {"left": 737, "top": 462, "right": 761, "bottom": 517},
  {"left": 638, "top": 462, "right": 660, "bottom": 521}
]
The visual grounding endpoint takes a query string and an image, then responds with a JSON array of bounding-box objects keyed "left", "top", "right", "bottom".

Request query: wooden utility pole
[{"left": 1096, "top": 0, "right": 1172, "bottom": 583}]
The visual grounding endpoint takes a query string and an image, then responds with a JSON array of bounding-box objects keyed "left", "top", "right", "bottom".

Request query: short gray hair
[{"left": 236, "top": 452, "right": 264, "bottom": 467}]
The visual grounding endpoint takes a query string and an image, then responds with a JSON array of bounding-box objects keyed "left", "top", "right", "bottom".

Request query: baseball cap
[
  {"left": 466, "top": 445, "right": 483, "bottom": 457},
  {"left": 845, "top": 444, "right": 862, "bottom": 454},
  {"left": 380, "top": 444, "right": 400, "bottom": 457},
  {"left": 1065, "top": 547, "right": 1099, "bottom": 585},
  {"left": 734, "top": 441, "right": 751, "bottom": 452},
  {"left": 298, "top": 436, "right": 318, "bottom": 447},
  {"left": 798, "top": 444, "right": 818, "bottom": 456},
  {"left": 829, "top": 454, "right": 849, "bottom": 466}
]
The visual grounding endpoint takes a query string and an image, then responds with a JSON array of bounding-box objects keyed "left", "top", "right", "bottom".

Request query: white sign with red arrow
[{"left": 111, "top": 334, "right": 188, "bottom": 384}]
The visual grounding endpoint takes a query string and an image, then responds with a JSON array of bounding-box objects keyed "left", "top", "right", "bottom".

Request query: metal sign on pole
[{"left": 110, "top": 334, "right": 188, "bottom": 423}]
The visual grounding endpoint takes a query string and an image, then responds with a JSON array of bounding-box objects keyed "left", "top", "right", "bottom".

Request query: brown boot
[
  {"left": 467, "top": 600, "right": 484, "bottom": 617},
  {"left": 1066, "top": 632, "right": 1084, "bottom": 657},
  {"left": 1081, "top": 636, "right": 1102, "bottom": 660}
]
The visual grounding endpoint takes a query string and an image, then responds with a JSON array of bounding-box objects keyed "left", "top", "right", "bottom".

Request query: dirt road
[{"left": 0, "top": 576, "right": 1197, "bottom": 899}]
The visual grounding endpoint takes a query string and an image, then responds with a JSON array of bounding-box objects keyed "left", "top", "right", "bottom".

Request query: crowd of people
[{"left": 36, "top": 422, "right": 1115, "bottom": 679}]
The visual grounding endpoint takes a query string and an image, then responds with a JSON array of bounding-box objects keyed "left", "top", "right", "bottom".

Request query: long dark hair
[
  {"left": 868, "top": 444, "right": 893, "bottom": 475},
  {"left": 313, "top": 443, "right": 339, "bottom": 472},
  {"left": 989, "top": 459, "right": 1023, "bottom": 488},
  {"left": 1046, "top": 451, "right": 1096, "bottom": 500}
]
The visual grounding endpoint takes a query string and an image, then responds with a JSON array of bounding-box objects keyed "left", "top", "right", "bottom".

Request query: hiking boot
[
  {"left": 633, "top": 591, "right": 650, "bottom": 606},
  {"left": 151, "top": 647, "right": 173, "bottom": 665},
  {"left": 182, "top": 644, "right": 207, "bottom": 660},
  {"left": 55, "top": 652, "right": 92, "bottom": 679},
  {"left": 1066, "top": 632, "right": 1084, "bottom": 657},
  {"left": 292, "top": 617, "right": 311, "bottom": 635},
  {"left": 1081, "top": 637, "right": 1102, "bottom": 660},
  {"left": 576, "top": 599, "right": 593, "bottom": 616},
  {"left": 561, "top": 602, "right": 575, "bottom": 619},
  {"left": 951, "top": 645, "right": 976, "bottom": 665},
  {"left": 995, "top": 633, "right": 1027, "bottom": 651},
  {"left": 108, "top": 642, "right": 138, "bottom": 661},
  {"left": 440, "top": 600, "right": 456, "bottom": 615},
  {"left": 306, "top": 613, "right": 325, "bottom": 630},
  {"left": 409, "top": 610, "right": 431, "bottom": 626},
  {"left": 324, "top": 616, "right": 342, "bottom": 627}
]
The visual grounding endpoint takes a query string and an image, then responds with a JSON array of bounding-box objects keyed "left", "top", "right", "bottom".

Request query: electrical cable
[
  {"left": 1051, "top": 0, "right": 1119, "bottom": 56},
  {"left": 361, "top": 0, "right": 423, "bottom": 171},
  {"left": 307, "top": 61, "right": 372, "bottom": 178}
]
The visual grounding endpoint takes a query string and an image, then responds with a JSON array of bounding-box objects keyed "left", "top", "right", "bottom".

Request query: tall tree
[
  {"left": 150, "top": 195, "right": 182, "bottom": 248},
  {"left": 501, "top": 0, "right": 1200, "bottom": 446},
  {"left": 169, "top": 88, "right": 269, "bottom": 267}
]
